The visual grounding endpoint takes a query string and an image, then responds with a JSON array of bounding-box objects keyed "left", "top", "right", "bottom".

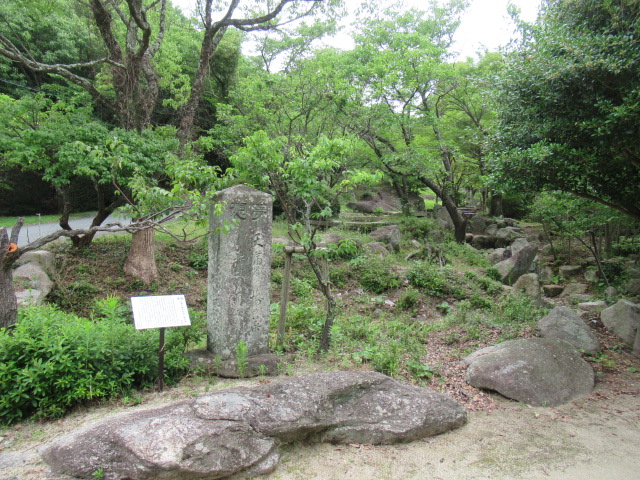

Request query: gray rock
[
  {"left": 320, "top": 233, "right": 346, "bottom": 245},
  {"left": 583, "top": 269, "right": 598, "bottom": 283},
  {"left": 605, "top": 286, "right": 618, "bottom": 299},
  {"left": 493, "top": 243, "right": 539, "bottom": 285},
  {"left": 471, "top": 235, "right": 497, "bottom": 250},
  {"left": 512, "top": 273, "right": 542, "bottom": 304},
  {"left": 41, "top": 372, "right": 467, "bottom": 480},
  {"left": 509, "top": 238, "right": 530, "bottom": 256},
  {"left": 577, "top": 301, "right": 607, "bottom": 313},
  {"left": 13, "top": 250, "right": 56, "bottom": 276},
  {"left": 186, "top": 351, "right": 281, "bottom": 378},
  {"left": 495, "top": 227, "right": 525, "bottom": 248},
  {"left": 541, "top": 243, "right": 554, "bottom": 256},
  {"left": 485, "top": 224, "right": 498, "bottom": 237},
  {"left": 365, "top": 242, "right": 390, "bottom": 257},
  {"left": 432, "top": 205, "right": 454, "bottom": 230},
  {"left": 601, "top": 300, "right": 640, "bottom": 352},
  {"left": 559, "top": 265, "right": 583, "bottom": 279},
  {"left": 468, "top": 214, "right": 492, "bottom": 235},
  {"left": 542, "top": 285, "right": 564, "bottom": 298},
  {"left": 12, "top": 263, "right": 52, "bottom": 306},
  {"left": 626, "top": 278, "right": 640, "bottom": 295},
  {"left": 370, "top": 225, "right": 401, "bottom": 252},
  {"left": 559, "top": 283, "right": 588, "bottom": 298},
  {"left": 463, "top": 338, "right": 594, "bottom": 407},
  {"left": 537, "top": 265, "right": 554, "bottom": 284},
  {"left": 538, "top": 306, "right": 601, "bottom": 354},
  {"left": 207, "top": 185, "right": 272, "bottom": 360},
  {"left": 487, "top": 248, "right": 508, "bottom": 265}
]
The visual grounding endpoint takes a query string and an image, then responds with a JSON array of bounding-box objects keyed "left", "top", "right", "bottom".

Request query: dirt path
[{"left": 1, "top": 371, "right": 638, "bottom": 480}]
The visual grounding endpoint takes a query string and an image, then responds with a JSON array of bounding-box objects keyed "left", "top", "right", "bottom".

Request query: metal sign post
[{"left": 131, "top": 295, "right": 191, "bottom": 392}]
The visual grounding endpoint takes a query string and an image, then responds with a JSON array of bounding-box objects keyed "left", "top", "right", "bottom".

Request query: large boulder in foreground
[
  {"left": 41, "top": 372, "right": 466, "bottom": 480},
  {"left": 538, "top": 306, "right": 601, "bottom": 354},
  {"left": 463, "top": 338, "right": 594, "bottom": 407}
]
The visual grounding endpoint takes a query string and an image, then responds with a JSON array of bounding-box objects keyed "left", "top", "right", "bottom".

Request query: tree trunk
[
  {"left": 0, "top": 266, "right": 17, "bottom": 329},
  {"left": 0, "top": 226, "right": 19, "bottom": 329},
  {"left": 123, "top": 228, "right": 158, "bottom": 284}
]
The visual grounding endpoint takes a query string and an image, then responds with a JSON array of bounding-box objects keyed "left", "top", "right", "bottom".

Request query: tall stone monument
[{"left": 207, "top": 185, "right": 273, "bottom": 360}]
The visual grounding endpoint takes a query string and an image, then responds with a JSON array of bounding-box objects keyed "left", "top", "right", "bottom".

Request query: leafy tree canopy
[{"left": 493, "top": 0, "right": 640, "bottom": 221}]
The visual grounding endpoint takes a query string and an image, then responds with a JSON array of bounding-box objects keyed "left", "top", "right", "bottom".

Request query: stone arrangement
[{"left": 41, "top": 372, "right": 467, "bottom": 480}]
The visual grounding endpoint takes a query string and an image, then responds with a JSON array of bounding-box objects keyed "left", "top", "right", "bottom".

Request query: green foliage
[
  {"left": 439, "top": 241, "right": 489, "bottom": 267},
  {"left": 188, "top": 243, "right": 208, "bottom": 270},
  {"left": 488, "top": 294, "right": 548, "bottom": 333},
  {"left": 354, "top": 257, "right": 400, "bottom": 293},
  {"left": 325, "top": 239, "right": 361, "bottom": 260},
  {"left": 0, "top": 305, "right": 200, "bottom": 424},
  {"left": 485, "top": 267, "right": 502, "bottom": 282},
  {"left": 398, "top": 216, "right": 439, "bottom": 241},
  {"left": 397, "top": 288, "right": 421, "bottom": 311},
  {"left": 493, "top": 0, "right": 640, "bottom": 220},
  {"left": 235, "top": 341, "right": 249, "bottom": 378},
  {"left": 407, "top": 262, "right": 465, "bottom": 299}
]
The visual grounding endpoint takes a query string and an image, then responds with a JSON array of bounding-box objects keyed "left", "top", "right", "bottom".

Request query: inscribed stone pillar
[{"left": 207, "top": 185, "right": 272, "bottom": 359}]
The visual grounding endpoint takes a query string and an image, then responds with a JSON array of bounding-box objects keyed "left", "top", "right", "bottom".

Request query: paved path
[{"left": 6, "top": 214, "right": 131, "bottom": 247}]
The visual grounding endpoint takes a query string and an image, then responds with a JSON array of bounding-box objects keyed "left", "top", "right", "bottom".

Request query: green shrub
[
  {"left": 397, "top": 288, "right": 420, "bottom": 311},
  {"left": 439, "top": 241, "right": 489, "bottom": 267},
  {"left": 407, "top": 263, "right": 465, "bottom": 299},
  {"left": 0, "top": 305, "right": 201, "bottom": 424},
  {"left": 188, "top": 243, "right": 208, "bottom": 270},
  {"left": 354, "top": 257, "right": 400, "bottom": 293},
  {"left": 488, "top": 294, "right": 548, "bottom": 332},
  {"left": 398, "top": 216, "right": 438, "bottom": 241},
  {"left": 485, "top": 267, "right": 503, "bottom": 282},
  {"left": 326, "top": 239, "right": 361, "bottom": 260}
]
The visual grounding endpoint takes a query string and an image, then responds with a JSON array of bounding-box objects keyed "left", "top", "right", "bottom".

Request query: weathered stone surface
[
  {"left": 463, "top": 338, "right": 594, "bottom": 407},
  {"left": 538, "top": 306, "right": 601, "bottom": 354},
  {"left": 495, "top": 227, "right": 525, "bottom": 248},
  {"left": 13, "top": 250, "right": 56, "bottom": 276},
  {"left": 471, "top": 235, "right": 497, "bottom": 250},
  {"left": 207, "top": 185, "right": 272, "bottom": 360},
  {"left": 485, "top": 224, "right": 498, "bottom": 237},
  {"left": 271, "top": 236, "right": 292, "bottom": 246},
  {"left": 186, "top": 351, "right": 281, "bottom": 378},
  {"left": 542, "top": 284, "right": 564, "bottom": 297},
  {"left": 432, "top": 205, "right": 454, "bottom": 230},
  {"left": 512, "top": 273, "right": 543, "bottom": 305},
  {"left": 320, "top": 233, "right": 346, "bottom": 245},
  {"left": 486, "top": 248, "right": 508, "bottom": 265},
  {"left": 468, "top": 214, "right": 493, "bottom": 235},
  {"left": 365, "top": 242, "right": 390, "bottom": 257},
  {"left": 370, "top": 225, "right": 401, "bottom": 252},
  {"left": 583, "top": 269, "right": 598, "bottom": 283},
  {"left": 493, "top": 243, "right": 539, "bottom": 285},
  {"left": 41, "top": 372, "right": 467, "bottom": 480},
  {"left": 601, "top": 300, "right": 640, "bottom": 350},
  {"left": 559, "top": 283, "right": 588, "bottom": 298},
  {"left": 604, "top": 286, "right": 618, "bottom": 299},
  {"left": 537, "top": 265, "right": 554, "bottom": 284},
  {"left": 626, "top": 278, "right": 640, "bottom": 295},
  {"left": 509, "top": 238, "right": 530, "bottom": 256},
  {"left": 12, "top": 263, "right": 52, "bottom": 306},
  {"left": 577, "top": 301, "right": 607, "bottom": 313},
  {"left": 559, "top": 265, "right": 583, "bottom": 279}
]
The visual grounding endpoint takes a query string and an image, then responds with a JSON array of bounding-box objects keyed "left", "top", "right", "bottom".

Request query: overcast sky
[{"left": 172, "top": 0, "right": 543, "bottom": 60}]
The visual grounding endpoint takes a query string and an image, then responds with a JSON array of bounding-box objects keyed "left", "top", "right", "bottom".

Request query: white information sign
[{"left": 131, "top": 295, "right": 191, "bottom": 330}]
